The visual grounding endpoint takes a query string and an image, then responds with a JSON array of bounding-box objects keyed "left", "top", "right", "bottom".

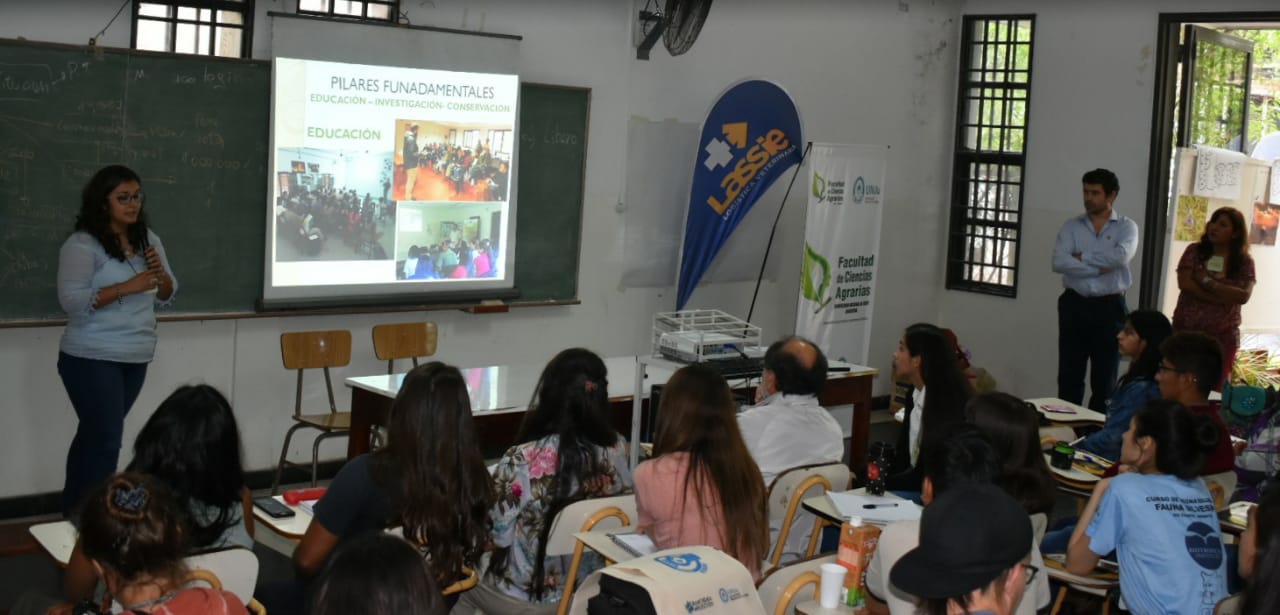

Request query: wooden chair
[
  {"left": 1043, "top": 555, "right": 1117, "bottom": 615},
  {"left": 1203, "top": 471, "right": 1238, "bottom": 511},
  {"left": 272, "top": 330, "right": 353, "bottom": 493},
  {"left": 109, "top": 548, "right": 265, "bottom": 614},
  {"left": 442, "top": 566, "right": 478, "bottom": 596},
  {"left": 371, "top": 322, "right": 438, "bottom": 374},
  {"left": 185, "top": 547, "right": 259, "bottom": 605},
  {"left": 766, "top": 462, "right": 852, "bottom": 570},
  {"left": 545, "top": 494, "right": 637, "bottom": 615},
  {"left": 1214, "top": 593, "right": 1244, "bottom": 615},
  {"left": 756, "top": 553, "right": 835, "bottom": 615}
]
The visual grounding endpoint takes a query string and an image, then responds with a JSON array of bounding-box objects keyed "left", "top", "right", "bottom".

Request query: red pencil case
[{"left": 282, "top": 487, "right": 327, "bottom": 505}]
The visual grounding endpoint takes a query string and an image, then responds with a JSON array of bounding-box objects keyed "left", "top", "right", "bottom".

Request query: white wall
[
  {"left": 8, "top": 0, "right": 1271, "bottom": 498},
  {"left": 939, "top": 0, "right": 1279, "bottom": 400}
]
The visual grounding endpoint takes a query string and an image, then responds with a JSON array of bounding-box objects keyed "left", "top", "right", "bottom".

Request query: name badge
[{"left": 1207, "top": 255, "right": 1225, "bottom": 273}]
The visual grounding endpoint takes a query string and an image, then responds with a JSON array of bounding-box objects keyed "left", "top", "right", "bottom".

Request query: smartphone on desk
[{"left": 253, "top": 496, "right": 296, "bottom": 519}]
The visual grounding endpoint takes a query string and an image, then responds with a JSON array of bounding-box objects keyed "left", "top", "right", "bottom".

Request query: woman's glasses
[{"left": 112, "top": 192, "right": 144, "bottom": 205}]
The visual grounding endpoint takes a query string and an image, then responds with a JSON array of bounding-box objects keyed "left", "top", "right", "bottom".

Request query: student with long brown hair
[
  {"left": 294, "top": 363, "right": 493, "bottom": 598},
  {"left": 635, "top": 363, "right": 769, "bottom": 579}
]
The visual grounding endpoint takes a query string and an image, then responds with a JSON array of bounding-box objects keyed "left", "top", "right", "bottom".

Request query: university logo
[
  {"left": 812, "top": 171, "right": 827, "bottom": 202},
  {"left": 1184, "top": 521, "right": 1224, "bottom": 570},
  {"left": 656, "top": 552, "right": 709, "bottom": 574},
  {"left": 852, "top": 175, "right": 882, "bottom": 205},
  {"left": 801, "top": 242, "right": 833, "bottom": 313}
]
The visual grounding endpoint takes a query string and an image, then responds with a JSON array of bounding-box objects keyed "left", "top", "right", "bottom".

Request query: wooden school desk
[{"left": 345, "top": 356, "right": 878, "bottom": 468}]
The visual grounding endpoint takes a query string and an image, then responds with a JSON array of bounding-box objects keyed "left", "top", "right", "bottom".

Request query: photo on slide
[
  {"left": 274, "top": 147, "right": 396, "bottom": 262},
  {"left": 395, "top": 202, "right": 504, "bottom": 280},
  {"left": 393, "top": 119, "right": 512, "bottom": 203}
]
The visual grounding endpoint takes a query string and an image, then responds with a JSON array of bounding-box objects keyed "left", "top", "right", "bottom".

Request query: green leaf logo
[
  {"left": 801, "top": 242, "right": 832, "bottom": 312},
  {"left": 812, "top": 172, "right": 827, "bottom": 202}
]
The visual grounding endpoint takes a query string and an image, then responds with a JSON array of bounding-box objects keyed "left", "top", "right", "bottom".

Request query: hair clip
[{"left": 112, "top": 484, "right": 148, "bottom": 514}]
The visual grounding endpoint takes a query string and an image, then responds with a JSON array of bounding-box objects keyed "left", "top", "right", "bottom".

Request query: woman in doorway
[
  {"left": 1173, "top": 206, "right": 1255, "bottom": 387},
  {"left": 56, "top": 165, "right": 177, "bottom": 517}
]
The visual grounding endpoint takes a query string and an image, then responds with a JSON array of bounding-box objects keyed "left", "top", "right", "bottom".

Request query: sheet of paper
[
  {"left": 1271, "top": 160, "right": 1280, "bottom": 205},
  {"left": 825, "top": 491, "right": 922, "bottom": 522},
  {"left": 1193, "top": 145, "right": 1246, "bottom": 200}
]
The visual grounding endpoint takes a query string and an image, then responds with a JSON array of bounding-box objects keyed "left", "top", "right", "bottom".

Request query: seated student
[
  {"left": 294, "top": 363, "right": 493, "bottom": 600},
  {"left": 27, "top": 473, "right": 249, "bottom": 615},
  {"left": 889, "top": 483, "right": 1036, "bottom": 615},
  {"left": 886, "top": 323, "right": 973, "bottom": 491},
  {"left": 964, "top": 392, "right": 1056, "bottom": 517},
  {"left": 865, "top": 426, "right": 1049, "bottom": 615},
  {"left": 311, "top": 533, "right": 446, "bottom": 615},
  {"left": 636, "top": 363, "right": 769, "bottom": 580},
  {"left": 457, "top": 348, "right": 633, "bottom": 615},
  {"left": 65, "top": 385, "right": 252, "bottom": 602},
  {"left": 737, "top": 335, "right": 843, "bottom": 485},
  {"left": 1075, "top": 309, "right": 1173, "bottom": 462},
  {"left": 1151, "top": 331, "right": 1235, "bottom": 475},
  {"left": 1067, "top": 400, "right": 1228, "bottom": 612},
  {"left": 1235, "top": 486, "right": 1280, "bottom": 614}
]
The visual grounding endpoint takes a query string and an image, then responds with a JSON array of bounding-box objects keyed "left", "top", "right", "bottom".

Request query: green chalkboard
[
  {"left": 0, "top": 40, "right": 270, "bottom": 320},
  {"left": 0, "top": 39, "right": 589, "bottom": 321},
  {"left": 512, "top": 83, "right": 589, "bottom": 302}
]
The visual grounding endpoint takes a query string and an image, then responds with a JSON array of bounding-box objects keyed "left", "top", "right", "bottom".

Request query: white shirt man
[{"left": 738, "top": 337, "right": 844, "bottom": 561}]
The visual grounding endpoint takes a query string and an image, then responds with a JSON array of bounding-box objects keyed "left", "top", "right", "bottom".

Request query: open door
[{"left": 1178, "top": 25, "right": 1255, "bottom": 150}]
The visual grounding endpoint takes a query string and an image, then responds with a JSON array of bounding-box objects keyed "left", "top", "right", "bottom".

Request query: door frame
[{"left": 1139, "top": 11, "right": 1280, "bottom": 309}]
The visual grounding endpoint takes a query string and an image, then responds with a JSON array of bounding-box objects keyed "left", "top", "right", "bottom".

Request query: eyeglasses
[
  {"left": 111, "top": 193, "right": 144, "bottom": 205},
  {"left": 1156, "top": 363, "right": 1186, "bottom": 374},
  {"left": 1021, "top": 563, "right": 1039, "bottom": 586}
]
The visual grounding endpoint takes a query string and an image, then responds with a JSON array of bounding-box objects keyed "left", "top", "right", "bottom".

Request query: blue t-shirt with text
[{"left": 1086, "top": 473, "right": 1226, "bottom": 615}]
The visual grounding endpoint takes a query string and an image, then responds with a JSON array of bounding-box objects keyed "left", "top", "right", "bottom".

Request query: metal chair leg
[{"left": 272, "top": 423, "right": 307, "bottom": 495}]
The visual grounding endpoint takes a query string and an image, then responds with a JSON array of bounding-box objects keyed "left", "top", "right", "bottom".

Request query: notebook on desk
[{"left": 608, "top": 531, "right": 657, "bottom": 557}]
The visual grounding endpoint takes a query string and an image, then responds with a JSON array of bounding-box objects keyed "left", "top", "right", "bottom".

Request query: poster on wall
[{"left": 1174, "top": 195, "right": 1209, "bottom": 242}]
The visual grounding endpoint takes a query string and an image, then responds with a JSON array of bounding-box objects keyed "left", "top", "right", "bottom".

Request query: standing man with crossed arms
[{"left": 1051, "top": 168, "right": 1138, "bottom": 412}]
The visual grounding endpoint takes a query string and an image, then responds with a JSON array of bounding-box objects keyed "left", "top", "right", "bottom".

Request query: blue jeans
[{"left": 58, "top": 352, "right": 147, "bottom": 516}]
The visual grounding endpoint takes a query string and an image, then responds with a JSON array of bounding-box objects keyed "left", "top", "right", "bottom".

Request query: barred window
[
  {"left": 133, "top": 1, "right": 251, "bottom": 58},
  {"left": 297, "top": 0, "right": 398, "bottom": 22},
  {"left": 945, "top": 15, "right": 1035, "bottom": 297}
]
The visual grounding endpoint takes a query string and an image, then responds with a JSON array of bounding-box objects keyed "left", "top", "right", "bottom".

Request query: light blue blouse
[{"left": 57, "top": 230, "right": 177, "bottom": 363}]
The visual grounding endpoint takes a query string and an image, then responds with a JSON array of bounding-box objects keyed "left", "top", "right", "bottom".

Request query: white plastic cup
[{"left": 818, "top": 562, "right": 847, "bottom": 609}]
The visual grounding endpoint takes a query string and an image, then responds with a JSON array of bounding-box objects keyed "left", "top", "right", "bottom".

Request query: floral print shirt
[{"left": 486, "top": 433, "right": 633, "bottom": 604}]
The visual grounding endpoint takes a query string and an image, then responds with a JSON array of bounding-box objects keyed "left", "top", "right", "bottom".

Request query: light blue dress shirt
[
  {"left": 1051, "top": 210, "right": 1138, "bottom": 297},
  {"left": 57, "top": 230, "right": 177, "bottom": 363}
]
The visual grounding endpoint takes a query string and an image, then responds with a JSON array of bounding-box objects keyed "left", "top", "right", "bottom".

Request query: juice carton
[{"left": 836, "top": 515, "right": 881, "bottom": 609}]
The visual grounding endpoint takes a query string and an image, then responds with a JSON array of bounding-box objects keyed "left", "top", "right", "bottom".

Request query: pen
[{"left": 863, "top": 503, "right": 899, "bottom": 509}]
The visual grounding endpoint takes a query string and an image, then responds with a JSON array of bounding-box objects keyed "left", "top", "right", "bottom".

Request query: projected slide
[{"left": 265, "top": 57, "right": 518, "bottom": 305}]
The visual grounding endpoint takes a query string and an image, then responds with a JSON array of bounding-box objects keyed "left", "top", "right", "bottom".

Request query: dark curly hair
[
  {"left": 79, "top": 472, "right": 189, "bottom": 586},
  {"left": 75, "top": 165, "right": 149, "bottom": 261}
]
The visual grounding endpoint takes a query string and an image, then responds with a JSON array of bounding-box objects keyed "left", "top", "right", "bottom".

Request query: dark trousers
[
  {"left": 1057, "top": 290, "right": 1126, "bottom": 413},
  {"left": 58, "top": 352, "right": 147, "bottom": 516}
]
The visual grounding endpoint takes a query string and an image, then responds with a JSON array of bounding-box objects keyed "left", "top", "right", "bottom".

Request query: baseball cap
[{"left": 890, "top": 483, "right": 1032, "bottom": 598}]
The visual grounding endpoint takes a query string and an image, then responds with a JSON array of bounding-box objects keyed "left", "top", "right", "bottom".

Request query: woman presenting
[
  {"left": 1173, "top": 206, "right": 1254, "bottom": 387},
  {"left": 56, "top": 165, "right": 176, "bottom": 516}
]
